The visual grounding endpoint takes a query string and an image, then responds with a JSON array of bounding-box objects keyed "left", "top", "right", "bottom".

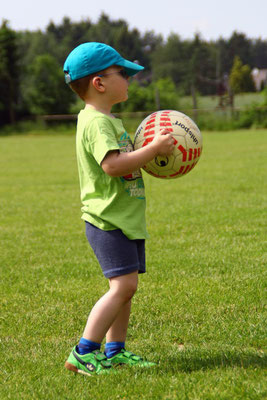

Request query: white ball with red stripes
[{"left": 134, "top": 110, "right": 203, "bottom": 179}]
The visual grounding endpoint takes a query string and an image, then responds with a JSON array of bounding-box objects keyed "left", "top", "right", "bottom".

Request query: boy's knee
[
  {"left": 111, "top": 274, "right": 138, "bottom": 302},
  {"left": 125, "top": 280, "right": 138, "bottom": 299},
  {"left": 119, "top": 281, "right": 137, "bottom": 302}
]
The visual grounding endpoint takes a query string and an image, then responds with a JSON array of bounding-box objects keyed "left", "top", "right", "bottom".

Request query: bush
[
  {"left": 151, "top": 78, "right": 180, "bottom": 110},
  {"left": 229, "top": 56, "right": 255, "bottom": 94},
  {"left": 194, "top": 106, "right": 267, "bottom": 131},
  {"left": 123, "top": 80, "right": 154, "bottom": 112},
  {"left": 113, "top": 77, "right": 180, "bottom": 113}
]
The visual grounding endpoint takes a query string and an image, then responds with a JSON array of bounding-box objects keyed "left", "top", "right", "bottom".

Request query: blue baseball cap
[{"left": 63, "top": 42, "right": 144, "bottom": 83}]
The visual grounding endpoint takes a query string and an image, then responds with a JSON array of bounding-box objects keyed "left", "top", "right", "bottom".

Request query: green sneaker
[
  {"left": 65, "top": 346, "right": 113, "bottom": 376},
  {"left": 107, "top": 348, "right": 156, "bottom": 368}
]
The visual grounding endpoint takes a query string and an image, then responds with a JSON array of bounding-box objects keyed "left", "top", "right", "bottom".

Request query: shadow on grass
[{"left": 161, "top": 349, "right": 267, "bottom": 373}]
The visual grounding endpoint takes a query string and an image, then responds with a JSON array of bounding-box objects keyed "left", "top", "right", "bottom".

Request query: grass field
[
  {"left": 178, "top": 92, "right": 265, "bottom": 110},
  {"left": 0, "top": 129, "right": 266, "bottom": 399},
  {"left": 71, "top": 92, "right": 265, "bottom": 114}
]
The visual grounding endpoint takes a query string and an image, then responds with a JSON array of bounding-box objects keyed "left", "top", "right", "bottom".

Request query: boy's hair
[
  {"left": 69, "top": 75, "right": 92, "bottom": 100},
  {"left": 69, "top": 69, "right": 108, "bottom": 100}
]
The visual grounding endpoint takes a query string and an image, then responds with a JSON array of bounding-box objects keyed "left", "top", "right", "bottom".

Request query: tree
[
  {"left": 228, "top": 32, "right": 252, "bottom": 64},
  {"left": 251, "top": 38, "right": 267, "bottom": 69},
  {"left": 4, "top": 15, "right": 267, "bottom": 125},
  {"left": 24, "top": 54, "right": 74, "bottom": 114},
  {"left": 229, "top": 56, "right": 255, "bottom": 94},
  {"left": 0, "top": 20, "right": 19, "bottom": 125},
  {"left": 151, "top": 33, "right": 189, "bottom": 89}
]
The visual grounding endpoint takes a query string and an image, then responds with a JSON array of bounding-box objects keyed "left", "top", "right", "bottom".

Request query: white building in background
[{"left": 252, "top": 68, "right": 267, "bottom": 91}]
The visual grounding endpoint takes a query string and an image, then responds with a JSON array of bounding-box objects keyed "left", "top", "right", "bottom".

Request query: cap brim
[{"left": 116, "top": 59, "right": 144, "bottom": 76}]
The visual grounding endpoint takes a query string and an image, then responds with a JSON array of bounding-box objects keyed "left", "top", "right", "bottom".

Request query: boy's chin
[
  {"left": 113, "top": 96, "right": 128, "bottom": 105},
  {"left": 120, "top": 94, "right": 128, "bottom": 102}
]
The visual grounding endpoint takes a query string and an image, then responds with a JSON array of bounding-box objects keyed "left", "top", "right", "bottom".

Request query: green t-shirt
[{"left": 76, "top": 108, "right": 148, "bottom": 240}]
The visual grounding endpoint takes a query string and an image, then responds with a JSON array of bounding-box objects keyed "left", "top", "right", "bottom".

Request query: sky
[{"left": 2, "top": 0, "right": 267, "bottom": 41}]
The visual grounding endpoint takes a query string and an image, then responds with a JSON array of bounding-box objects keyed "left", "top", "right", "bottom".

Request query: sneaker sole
[{"left": 65, "top": 361, "right": 93, "bottom": 377}]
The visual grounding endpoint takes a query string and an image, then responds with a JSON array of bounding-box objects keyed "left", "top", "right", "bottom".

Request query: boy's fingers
[
  {"left": 159, "top": 131, "right": 173, "bottom": 141},
  {"left": 159, "top": 130, "right": 175, "bottom": 144},
  {"left": 159, "top": 128, "right": 171, "bottom": 135}
]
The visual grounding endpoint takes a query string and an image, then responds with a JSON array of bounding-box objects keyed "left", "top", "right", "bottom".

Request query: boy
[{"left": 63, "top": 42, "right": 174, "bottom": 376}]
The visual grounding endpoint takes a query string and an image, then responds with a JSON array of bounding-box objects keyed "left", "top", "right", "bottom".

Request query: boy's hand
[
  {"left": 151, "top": 129, "right": 175, "bottom": 156},
  {"left": 102, "top": 129, "right": 175, "bottom": 177}
]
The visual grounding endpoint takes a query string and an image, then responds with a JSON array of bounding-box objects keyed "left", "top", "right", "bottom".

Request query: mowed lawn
[{"left": 0, "top": 129, "right": 266, "bottom": 400}]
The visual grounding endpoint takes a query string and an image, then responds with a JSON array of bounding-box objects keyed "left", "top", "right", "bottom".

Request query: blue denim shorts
[{"left": 85, "top": 221, "right": 146, "bottom": 279}]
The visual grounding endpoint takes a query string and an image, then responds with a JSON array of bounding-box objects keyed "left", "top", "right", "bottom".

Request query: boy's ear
[{"left": 91, "top": 76, "right": 105, "bottom": 93}]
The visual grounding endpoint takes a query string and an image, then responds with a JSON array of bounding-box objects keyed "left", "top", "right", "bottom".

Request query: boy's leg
[
  {"left": 104, "top": 273, "right": 156, "bottom": 367},
  {"left": 106, "top": 299, "right": 132, "bottom": 343},
  {"left": 65, "top": 271, "right": 138, "bottom": 375},
  {"left": 104, "top": 300, "right": 131, "bottom": 358},
  {"left": 106, "top": 274, "right": 133, "bottom": 344},
  {"left": 82, "top": 271, "right": 138, "bottom": 343}
]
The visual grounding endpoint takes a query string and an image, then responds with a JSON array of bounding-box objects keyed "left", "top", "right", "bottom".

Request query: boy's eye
[
  {"left": 118, "top": 70, "right": 129, "bottom": 79},
  {"left": 97, "top": 69, "right": 129, "bottom": 79}
]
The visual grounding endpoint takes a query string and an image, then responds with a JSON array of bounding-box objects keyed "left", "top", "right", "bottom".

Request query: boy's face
[{"left": 97, "top": 65, "right": 130, "bottom": 105}]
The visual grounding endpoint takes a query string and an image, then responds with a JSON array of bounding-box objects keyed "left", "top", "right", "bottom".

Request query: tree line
[{"left": 1, "top": 13, "right": 267, "bottom": 126}]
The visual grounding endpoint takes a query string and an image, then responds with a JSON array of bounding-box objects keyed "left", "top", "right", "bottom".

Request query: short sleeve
[{"left": 84, "top": 117, "right": 120, "bottom": 165}]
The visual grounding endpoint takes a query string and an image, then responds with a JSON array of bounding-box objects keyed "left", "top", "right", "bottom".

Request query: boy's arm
[{"left": 101, "top": 130, "right": 174, "bottom": 177}]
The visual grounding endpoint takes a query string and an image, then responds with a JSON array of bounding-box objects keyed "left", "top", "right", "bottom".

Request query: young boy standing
[{"left": 63, "top": 42, "right": 174, "bottom": 376}]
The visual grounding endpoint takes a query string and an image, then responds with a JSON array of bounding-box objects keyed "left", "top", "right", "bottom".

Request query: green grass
[
  {"left": 179, "top": 92, "right": 265, "bottom": 110},
  {"left": 71, "top": 92, "right": 265, "bottom": 113},
  {"left": 0, "top": 130, "right": 266, "bottom": 399}
]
